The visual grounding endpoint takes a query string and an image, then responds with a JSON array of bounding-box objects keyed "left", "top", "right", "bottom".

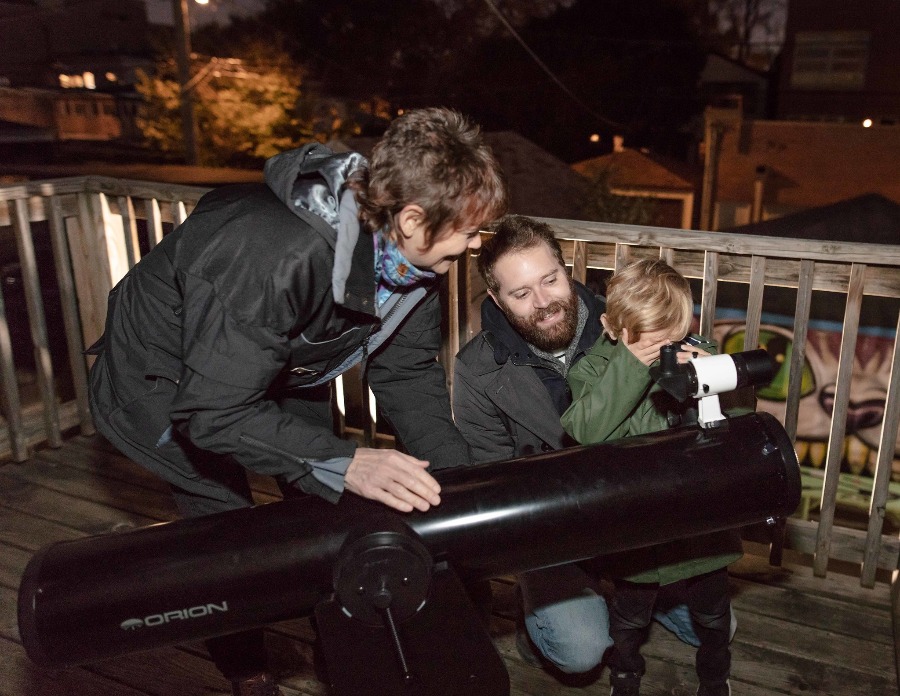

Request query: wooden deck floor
[{"left": 1, "top": 433, "right": 897, "bottom": 696}]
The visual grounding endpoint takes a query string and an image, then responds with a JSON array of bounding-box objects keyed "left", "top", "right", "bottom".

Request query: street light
[{"left": 173, "top": 0, "right": 200, "bottom": 165}]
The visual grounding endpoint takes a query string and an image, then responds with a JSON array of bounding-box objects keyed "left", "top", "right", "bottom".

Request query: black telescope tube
[
  {"left": 731, "top": 348, "right": 776, "bottom": 388},
  {"left": 18, "top": 412, "right": 800, "bottom": 668}
]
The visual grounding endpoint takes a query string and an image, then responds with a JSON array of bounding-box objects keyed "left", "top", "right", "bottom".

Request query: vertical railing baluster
[
  {"left": 613, "top": 242, "right": 631, "bottom": 271},
  {"left": 744, "top": 255, "right": 766, "bottom": 351},
  {"left": 0, "top": 230, "right": 26, "bottom": 460},
  {"left": 861, "top": 311, "right": 900, "bottom": 588},
  {"left": 118, "top": 195, "right": 141, "bottom": 268},
  {"left": 571, "top": 240, "right": 588, "bottom": 284},
  {"left": 145, "top": 198, "right": 164, "bottom": 249},
  {"left": 659, "top": 246, "right": 674, "bottom": 266},
  {"left": 48, "top": 194, "right": 93, "bottom": 435},
  {"left": 784, "top": 260, "right": 815, "bottom": 442},
  {"left": 699, "top": 250, "right": 719, "bottom": 340},
  {"left": 172, "top": 199, "right": 188, "bottom": 227},
  {"left": 814, "top": 263, "right": 865, "bottom": 577},
  {"left": 73, "top": 191, "right": 114, "bottom": 346},
  {"left": 11, "top": 198, "right": 61, "bottom": 447}
]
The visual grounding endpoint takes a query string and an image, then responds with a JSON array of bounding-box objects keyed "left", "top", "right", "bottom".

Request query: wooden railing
[
  {"left": 1, "top": 176, "right": 898, "bottom": 591},
  {"left": 0, "top": 177, "right": 208, "bottom": 459}
]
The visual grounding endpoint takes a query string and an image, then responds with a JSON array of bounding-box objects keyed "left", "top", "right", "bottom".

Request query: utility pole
[{"left": 173, "top": 0, "right": 200, "bottom": 165}]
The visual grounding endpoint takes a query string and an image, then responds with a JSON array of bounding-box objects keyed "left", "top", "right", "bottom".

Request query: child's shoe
[
  {"left": 697, "top": 679, "right": 731, "bottom": 696},
  {"left": 609, "top": 670, "right": 642, "bottom": 696}
]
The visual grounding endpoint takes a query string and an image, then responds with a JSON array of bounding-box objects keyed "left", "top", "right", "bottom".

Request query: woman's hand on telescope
[{"left": 344, "top": 447, "right": 442, "bottom": 513}]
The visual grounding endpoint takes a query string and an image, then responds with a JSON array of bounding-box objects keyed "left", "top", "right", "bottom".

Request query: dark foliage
[{"left": 191, "top": 0, "right": 707, "bottom": 163}]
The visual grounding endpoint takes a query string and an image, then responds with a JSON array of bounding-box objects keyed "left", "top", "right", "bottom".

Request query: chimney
[
  {"left": 613, "top": 135, "right": 625, "bottom": 152},
  {"left": 752, "top": 165, "right": 769, "bottom": 223}
]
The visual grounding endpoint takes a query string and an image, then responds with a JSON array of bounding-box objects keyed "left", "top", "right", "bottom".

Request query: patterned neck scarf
[{"left": 374, "top": 230, "right": 435, "bottom": 308}]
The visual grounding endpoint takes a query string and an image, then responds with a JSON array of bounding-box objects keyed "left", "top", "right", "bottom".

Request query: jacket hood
[
  {"left": 264, "top": 143, "right": 371, "bottom": 305},
  {"left": 481, "top": 280, "right": 604, "bottom": 364},
  {"left": 264, "top": 143, "right": 368, "bottom": 236}
]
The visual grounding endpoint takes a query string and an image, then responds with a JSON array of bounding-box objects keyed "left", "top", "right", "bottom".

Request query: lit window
[
  {"left": 83, "top": 72, "right": 96, "bottom": 90},
  {"left": 791, "top": 31, "right": 869, "bottom": 90},
  {"left": 105, "top": 72, "right": 118, "bottom": 82}
]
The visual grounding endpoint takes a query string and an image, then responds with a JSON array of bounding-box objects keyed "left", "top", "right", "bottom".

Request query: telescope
[
  {"left": 650, "top": 345, "right": 776, "bottom": 427},
  {"left": 19, "top": 354, "right": 798, "bottom": 696}
]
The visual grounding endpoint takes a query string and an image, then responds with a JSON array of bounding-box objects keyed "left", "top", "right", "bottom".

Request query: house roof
[
  {"left": 726, "top": 193, "right": 900, "bottom": 244},
  {"left": 701, "top": 53, "right": 770, "bottom": 83},
  {"left": 572, "top": 148, "right": 700, "bottom": 193},
  {"left": 330, "top": 130, "right": 588, "bottom": 220},
  {"left": 0, "top": 119, "right": 53, "bottom": 144}
]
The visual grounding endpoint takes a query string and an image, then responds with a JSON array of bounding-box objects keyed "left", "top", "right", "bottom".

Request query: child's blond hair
[{"left": 603, "top": 259, "right": 694, "bottom": 342}]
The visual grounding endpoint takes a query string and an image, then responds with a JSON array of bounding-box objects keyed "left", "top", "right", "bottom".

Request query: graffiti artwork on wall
[{"left": 714, "top": 317, "right": 900, "bottom": 526}]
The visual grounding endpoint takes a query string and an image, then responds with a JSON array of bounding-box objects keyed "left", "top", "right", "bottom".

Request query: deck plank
[
  {"left": 731, "top": 549, "right": 892, "bottom": 609},
  {"left": 0, "top": 435, "right": 896, "bottom": 696},
  {"left": 3, "top": 450, "right": 180, "bottom": 522},
  {"left": 0, "top": 638, "right": 153, "bottom": 696},
  {"left": 0, "top": 468, "right": 160, "bottom": 534},
  {"left": 730, "top": 576, "right": 892, "bottom": 644}
]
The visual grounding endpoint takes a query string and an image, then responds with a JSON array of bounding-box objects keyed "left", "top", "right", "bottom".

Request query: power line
[{"left": 480, "top": 0, "right": 624, "bottom": 131}]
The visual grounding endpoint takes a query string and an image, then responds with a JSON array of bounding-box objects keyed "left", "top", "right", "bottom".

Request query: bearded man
[{"left": 453, "top": 214, "right": 701, "bottom": 679}]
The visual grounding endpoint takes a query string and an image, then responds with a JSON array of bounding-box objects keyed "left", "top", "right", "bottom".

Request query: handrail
[
  {"left": 540, "top": 217, "right": 900, "bottom": 266},
  {"left": 0, "top": 175, "right": 897, "bottom": 590}
]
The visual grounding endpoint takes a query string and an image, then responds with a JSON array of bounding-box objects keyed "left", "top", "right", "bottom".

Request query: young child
[{"left": 561, "top": 259, "right": 742, "bottom": 696}]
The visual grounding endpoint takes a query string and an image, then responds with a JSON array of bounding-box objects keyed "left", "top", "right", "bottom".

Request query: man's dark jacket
[
  {"left": 453, "top": 282, "right": 604, "bottom": 463},
  {"left": 89, "top": 143, "right": 469, "bottom": 503}
]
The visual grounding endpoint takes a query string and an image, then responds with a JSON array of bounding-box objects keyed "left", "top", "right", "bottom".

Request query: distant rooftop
[
  {"left": 0, "top": 119, "right": 53, "bottom": 144},
  {"left": 572, "top": 143, "right": 700, "bottom": 193}
]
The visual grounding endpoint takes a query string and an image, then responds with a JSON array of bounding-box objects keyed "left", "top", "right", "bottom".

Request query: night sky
[{"left": 146, "top": 0, "right": 266, "bottom": 26}]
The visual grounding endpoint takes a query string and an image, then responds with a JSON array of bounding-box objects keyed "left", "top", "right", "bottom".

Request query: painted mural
[{"left": 713, "top": 318, "right": 900, "bottom": 527}]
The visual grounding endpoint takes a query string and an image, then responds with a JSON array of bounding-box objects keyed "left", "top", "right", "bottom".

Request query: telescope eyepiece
[{"left": 657, "top": 343, "right": 681, "bottom": 375}]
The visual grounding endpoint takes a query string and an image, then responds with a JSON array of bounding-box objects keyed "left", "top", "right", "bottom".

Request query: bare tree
[
  {"left": 711, "top": 0, "right": 786, "bottom": 67},
  {"left": 674, "top": 0, "right": 784, "bottom": 68}
]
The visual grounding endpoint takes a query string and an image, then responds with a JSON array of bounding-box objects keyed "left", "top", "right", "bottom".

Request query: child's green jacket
[{"left": 561, "top": 333, "right": 743, "bottom": 585}]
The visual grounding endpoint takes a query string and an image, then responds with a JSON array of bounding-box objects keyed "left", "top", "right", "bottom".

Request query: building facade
[{"left": 777, "top": 0, "right": 900, "bottom": 125}]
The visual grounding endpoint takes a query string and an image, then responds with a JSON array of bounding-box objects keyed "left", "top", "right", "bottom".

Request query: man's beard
[{"left": 503, "top": 287, "right": 579, "bottom": 352}]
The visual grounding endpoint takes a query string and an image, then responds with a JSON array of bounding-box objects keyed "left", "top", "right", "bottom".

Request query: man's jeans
[
  {"left": 519, "top": 564, "right": 612, "bottom": 674},
  {"left": 519, "top": 566, "right": 735, "bottom": 674}
]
